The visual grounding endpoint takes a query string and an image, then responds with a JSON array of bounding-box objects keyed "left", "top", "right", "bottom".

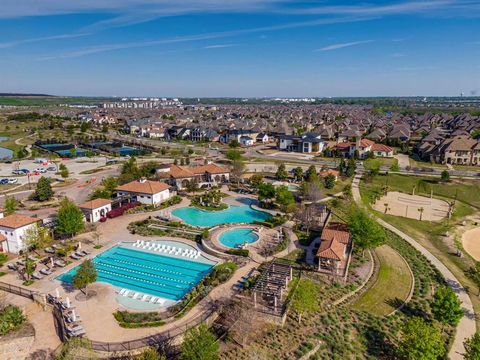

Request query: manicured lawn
[{"left": 353, "top": 245, "right": 413, "bottom": 316}]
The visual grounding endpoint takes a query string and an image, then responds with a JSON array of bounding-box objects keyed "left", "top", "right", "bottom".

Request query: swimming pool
[
  {"left": 57, "top": 242, "right": 214, "bottom": 301},
  {"left": 172, "top": 204, "right": 271, "bottom": 227},
  {"left": 219, "top": 228, "right": 259, "bottom": 248}
]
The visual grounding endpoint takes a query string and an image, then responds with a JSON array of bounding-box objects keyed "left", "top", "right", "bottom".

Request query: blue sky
[{"left": 1, "top": 0, "right": 479, "bottom": 97}]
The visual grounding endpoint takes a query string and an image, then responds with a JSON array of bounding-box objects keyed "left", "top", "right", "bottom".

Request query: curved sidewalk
[{"left": 352, "top": 174, "right": 476, "bottom": 360}]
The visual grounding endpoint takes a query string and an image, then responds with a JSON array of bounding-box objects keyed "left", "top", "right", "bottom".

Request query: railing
[
  {"left": 90, "top": 305, "right": 218, "bottom": 352},
  {"left": 0, "top": 281, "right": 38, "bottom": 299}
]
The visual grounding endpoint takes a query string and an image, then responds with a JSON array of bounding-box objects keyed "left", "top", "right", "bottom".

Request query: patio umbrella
[
  {"left": 55, "top": 288, "right": 60, "bottom": 298},
  {"left": 72, "top": 309, "right": 76, "bottom": 321},
  {"left": 78, "top": 242, "right": 81, "bottom": 250},
  {"left": 66, "top": 296, "right": 70, "bottom": 308},
  {"left": 50, "top": 258, "right": 54, "bottom": 267}
]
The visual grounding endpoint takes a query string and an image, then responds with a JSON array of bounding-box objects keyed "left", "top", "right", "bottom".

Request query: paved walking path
[{"left": 352, "top": 174, "right": 476, "bottom": 360}]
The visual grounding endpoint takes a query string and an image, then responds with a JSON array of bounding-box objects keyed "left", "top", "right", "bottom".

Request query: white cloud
[
  {"left": 316, "top": 40, "right": 374, "bottom": 51},
  {"left": 203, "top": 44, "right": 238, "bottom": 49},
  {"left": 0, "top": 33, "right": 90, "bottom": 49},
  {"left": 39, "top": 16, "right": 373, "bottom": 60}
]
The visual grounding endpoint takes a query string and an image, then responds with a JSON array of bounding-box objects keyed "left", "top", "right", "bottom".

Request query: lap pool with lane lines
[{"left": 57, "top": 241, "right": 215, "bottom": 302}]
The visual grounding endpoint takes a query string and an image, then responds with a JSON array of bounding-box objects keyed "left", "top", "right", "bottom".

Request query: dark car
[{"left": 0, "top": 178, "right": 9, "bottom": 185}]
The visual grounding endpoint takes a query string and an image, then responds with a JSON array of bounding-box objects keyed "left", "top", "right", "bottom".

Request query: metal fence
[
  {"left": 0, "top": 281, "right": 37, "bottom": 299},
  {"left": 90, "top": 306, "right": 217, "bottom": 352}
]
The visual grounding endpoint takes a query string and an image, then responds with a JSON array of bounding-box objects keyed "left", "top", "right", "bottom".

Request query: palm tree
[
  {"left": 384, "top": 203, "right": 390, "bottom": 214},
  {"left": 418, "top": 207, "right": 424, "bottom": 221}
]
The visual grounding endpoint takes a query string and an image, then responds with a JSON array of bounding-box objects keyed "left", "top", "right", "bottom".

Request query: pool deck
[{"left": 0, "top": 193, "right": 298, "bottom": 347}]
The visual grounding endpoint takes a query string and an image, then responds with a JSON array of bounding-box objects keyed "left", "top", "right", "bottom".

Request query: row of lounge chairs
[
  {"left": 47, "top": 294, "right": 86, "bottom": 338},
  {"left": 132, "top": 241, "right": 200, "bottom": 259},
  {"left": 118, "top": 288, "right": 165, "bottom": 305},
  {"left": 70, "top": 250, "right": 90, "bottom": 260}
]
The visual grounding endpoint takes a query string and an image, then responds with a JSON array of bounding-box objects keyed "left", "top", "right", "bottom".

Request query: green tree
[
  {"left": 293, "top": 166, "right": 303, "bottom": 182},
  {"left": 249, "top": 173, "right": 264, "bottom": 188},
  {"left": 472, "top": 129, "right": 480, "bottom": 140},
  {"left": 4, "top": 196, "right": 17, "bottom": 215},
  {"left": 290, "top": 279, "right": 319, "bottom": 323},
  {"left": 464, "top": 332, "right": 480, "bottom": 360},
  {"left": 305, "top": 165, "right": 318, "bottom": 182},
  {"left": 228, "top": 139, "right": 240, "bottom": 148},
  {"left": 0, "top": 305, "right": 26, "bottom": 335},
  {"left": 275, "top": 163, "right": 288, "bottom": 181},
  {"left": 80, "top": 122, "right": 89, "bottom": 133},
  {"left": 59, "top": 163, "right": 69, "bottom": 178},
  {"left": 390, "top": 159, "right": 400, "bottom": 172},
  {"left": 24, "top": 223, "right": 52, "bottom": 253},
  {"left": 275, "top": 185, "right": 295, "bottom": 212},
  {"left": 258, "top": 183, "right": 276, "bottom": 203},
  {"left": 398, "top": 317, "right": 445, "bottom": 360},
  {"left": 24, "top": 257, "right": 35, "bottom": 282},
  {"left": 180, "top": 324, "right": 219, "bottom": 360},
  {"left": 431, "top": 286, "right": 463, "bottom": 326},
  {"left": 72, "top": 259, "right": 97, "bottom": 295},
  {"left": 89, "top": 176, "right": 118, "bottom": 200},
  {"left": 33, "top": 176, "right": 54, "bottom": 202},
  {"left": 55, "top": 197, "right": 85, "bottom": 237},
  {"left": 69, "top": 148, "right": 76, "bottom": 158},
  {"left": 226, "top": 149, "right": 242, "bottom": 162},
  {"left": 324, "top": 174, "right": 336, "bottom": 189},
  {"left": 101, "top": 124, "right": 108, "bottom": 133},
  {"left": 346, "top": 158, "right": 356, "bottom": 177},
  {"left": 347, "top": 208, "right": 386, "bottom": 251},
  {"left": 441, "top": 170, "right": 450, "bottom": 182}
]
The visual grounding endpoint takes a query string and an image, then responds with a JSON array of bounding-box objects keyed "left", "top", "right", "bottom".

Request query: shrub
[
  {"left": 0, "top": 305, "right": 26, "bottom": 335},
  {"left": 226, "top": 249, "right": 249, "bottom": 257}
]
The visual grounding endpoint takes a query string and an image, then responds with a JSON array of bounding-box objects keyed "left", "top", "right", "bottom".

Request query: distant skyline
[{"left": 1, "top": 1, "right": 480, "bottom": 97}]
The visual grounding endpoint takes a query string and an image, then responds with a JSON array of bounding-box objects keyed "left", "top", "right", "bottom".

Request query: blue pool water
[
  {"left": 57, "top": 244, "right": 214, "bottom": 301},
  {"left": 219, "top": 228, "right": 259, "bottom": 248},
  {"left": 172, "top": 204, "right": 271, "bottom": 227}
]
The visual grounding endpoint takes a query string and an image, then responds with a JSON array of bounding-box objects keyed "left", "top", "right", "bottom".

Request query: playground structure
[{"left": 373, "top": 191, "right": 451, "bottom": 221}]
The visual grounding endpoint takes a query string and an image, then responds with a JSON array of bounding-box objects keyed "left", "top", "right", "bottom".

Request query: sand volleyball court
[{"left": 373, "top": 191, "right": 450, "bottom": 221}]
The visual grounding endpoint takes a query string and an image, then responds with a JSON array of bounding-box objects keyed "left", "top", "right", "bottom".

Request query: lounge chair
[
  {"left": 122, "top": 290, "right": 131, "bottom": 297},
  {"left": 70, "top": 254, "right": 81, "bottom": 260},
  {"left": 150, "top": 297, "right": 157, "bottom": 303},
  {"left": 16, "top": 259, "right": 25, "bottom": 266},
  {"left": 143, "top": 295, "right": 152, "bottom": 302},
  {"left": 68, "top": 328, "right": 86, "bottom": 337},
  {"left": 119, "top": 288, "right": 127, "bottom": 296},
  {"left": 132, "top": 292, "right": 140, "bottom": 299},
  {"left": 55, "top": 260, "right": 66, "bottom": 267},
  {"left": 40, "top": 268, "right": 52, "bottom": 276},
  {"left": 74, "top": 251, "right": 85, "bottom": 257},
  {"left": 32, "top": 272, "right": 43, "bottom": 280},
  {"left": 156, "top": 298, "right": 164, "bottom": 305},
  {"left": 44, "top": 247, "right": 55, "bottom": 254},
  {"left": 67, "top": 324, "right": 84, "bottom": 332},
  {"left": 7, "top": 263, "right": 18, "bottom": 270}
]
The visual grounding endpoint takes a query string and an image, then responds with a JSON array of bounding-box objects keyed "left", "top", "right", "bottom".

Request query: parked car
[
  {"left": 7, "top": 178, "right": 18, "bottom": 184},
  {"left": 12, "top": 169, "right": 29, "bottom": 175},
  {"left": 34, "top": 168, "right": 47, "bottom": 173},
  {"left": 0, "top": 178, "right": 9, "bottom": 185},
  {"left": 46, "top": 166, "right": 57, "bottom": 172}
]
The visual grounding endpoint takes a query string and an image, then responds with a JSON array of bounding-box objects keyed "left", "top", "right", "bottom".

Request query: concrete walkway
[{"left": 352, "top": 174, "right": 476, "bottom": 360}]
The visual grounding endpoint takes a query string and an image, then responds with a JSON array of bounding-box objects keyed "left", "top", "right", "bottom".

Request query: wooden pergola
[{"left": 252, "top": 261, "right": 293, "bottom": 315}]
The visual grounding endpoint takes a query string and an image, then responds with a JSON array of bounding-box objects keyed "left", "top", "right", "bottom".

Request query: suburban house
[
  {"left": 316, "top": 223, "right": 352, "bottom": 280},
  {"left": 240, "top": 136, "right": 254, "bottom": 146},
  {"left": 219, "top": 129, "right": 259, "bottom": 144},
  {"left": 79, "top": 198, "right": 112, "bottom": 222},
  {"left": 319, "top": 169, "right": 340, "bottom": 181},
  {"left": 115, "top": 178, "right": 171, "bottom": 206},
  {"left": 157, "top": 163, "right": 230, "bottom": 190},
  {"left": 256, "top": 133, "right": 269, "bottom": 143},
  {"left": 278, "top": 133, "right": 325, "bottom": 153},
  {"left": 422, "top": 135, "right": 480, "bottom": 165},
  {"left": 334, "top": 139, "right": 393, "bottom": 159},
  {"left": 0, "top": 214, "right": 41, "bottom": 254}
]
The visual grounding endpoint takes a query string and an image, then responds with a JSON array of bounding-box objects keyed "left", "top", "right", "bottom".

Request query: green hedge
[
  {"left": 113, "top": 311, "right": 166, "bottom": 328},
  {"left": 226, "top": 248, "right": 249, "bottom": 257}
]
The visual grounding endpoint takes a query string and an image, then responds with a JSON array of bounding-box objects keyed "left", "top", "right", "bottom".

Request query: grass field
[
  {"left": 361, "top": 173, "right": 480, "bottom": 210},
  {"left": 353, "top": 245, "right": 413, "bottom": 315}
]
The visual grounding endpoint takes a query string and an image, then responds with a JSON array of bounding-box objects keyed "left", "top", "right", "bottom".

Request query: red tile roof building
[{"left": 316, "top": 223, "right": 353, "bottom": 279}]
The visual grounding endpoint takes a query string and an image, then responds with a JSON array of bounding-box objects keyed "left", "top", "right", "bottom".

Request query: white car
[
  {"left": 34, "top": 168, "right": 47, "bottom": 173},
  {"left": 7, "top": 178, "right": 18, "bottom": 184}
]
